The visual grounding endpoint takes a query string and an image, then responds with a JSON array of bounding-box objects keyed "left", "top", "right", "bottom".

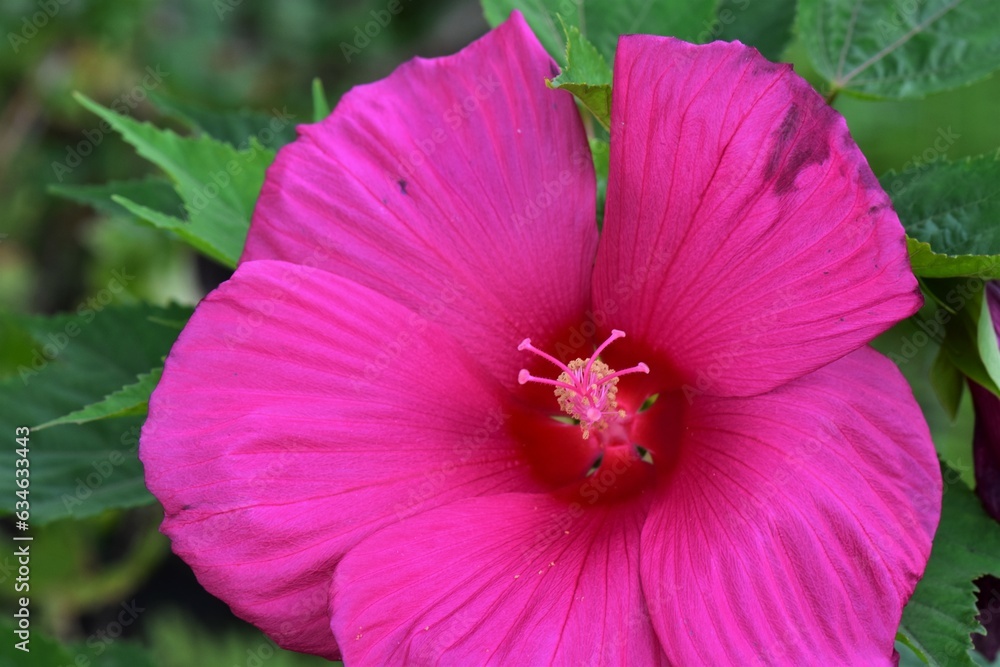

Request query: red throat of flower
[{"left": 518, "top": 330, "right": 650, "bottom": 439}]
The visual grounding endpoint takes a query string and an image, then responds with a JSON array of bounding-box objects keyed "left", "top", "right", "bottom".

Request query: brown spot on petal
[
  {"left": 764, "top": 105, "right": 799, "bottom": 184},
  {"left": 857, "top": 164, "right": 881, "bottom": 191},
  {"left": 766, "top": 104, "right": 832, "bottom": 195}
]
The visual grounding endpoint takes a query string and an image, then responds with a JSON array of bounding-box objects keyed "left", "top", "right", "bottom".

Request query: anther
[{"left": 516, "top": 330, "right": 649, "bottom": 438}]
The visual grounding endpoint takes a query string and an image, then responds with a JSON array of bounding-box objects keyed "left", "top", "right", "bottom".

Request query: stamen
[
  {"left": 517, "top": 370, "right": 578, "bottom": 392},
  {"left": 585, "top": 329, "right": 625, "bottom": 376},
  {"left": 518, "top": 338, "right": 573, "bottom": 376},
  {"left": 516, "top": 330, "right": 649, "bottom": 438},
  {"left": 601, "top": 362, "right": 650, "bottom": 383}
]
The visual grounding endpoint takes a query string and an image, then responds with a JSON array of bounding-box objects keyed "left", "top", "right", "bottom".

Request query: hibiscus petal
[
  {"left": 971, "top": 382, "right": 1000, "bottom": 521},
  {"left": 593, "top": 36, "right": 920, "bottom": 396},
  {"left": 972, "top": 282, "right": 1000, "bottom": 521},
  {"left": 640, "top": 347, "right": 939, "bottom": 665},
  {"left": 141, "top": 260, "right": 538, "bottom": 658},
  {"left": 330, "top": 494, "right": 669, "bottom": 665},
  {"left": 243, "top": 12, "right": 597, "bottom": 389}
]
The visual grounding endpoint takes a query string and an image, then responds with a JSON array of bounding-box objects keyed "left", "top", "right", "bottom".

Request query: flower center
[{"left": 517, "top": 330, "right": 649, "bottom": 439}]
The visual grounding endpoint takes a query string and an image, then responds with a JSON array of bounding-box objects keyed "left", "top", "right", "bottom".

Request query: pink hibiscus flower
[{"left": 141, "top": 13, "right": 941, "bottom": 665}]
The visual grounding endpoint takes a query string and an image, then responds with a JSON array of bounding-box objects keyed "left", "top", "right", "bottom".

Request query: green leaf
[
  {"left": 798, "top": 0, "right": 1000, "bottom": 99},
  {"left": 35, "top": 367, "right": 163, "bottom": 430},
  {"left": 907, "top": 237, "right": 1000, "bottom": 280},
  {"left": 312, "top": 77, "right": 331, "bottom": 122},
  {"left": 715, "top": 0, "right": 796, "bottom": 60},
  {"left": 924, "top": 278, "right": 1000, "bottom": 398},
  {"left": 929, "top": 346, "right": 964, "bottom": 420},
  {"left": 148, "top": 612, "right": 338, "bottom": 667},
  {"left": 149, "top": 90, "right": 297, "bottom": 149},
  {"left": 71, "top": 639, "right": 159, "bottom": 667},
  {"left": 885, "top": 152, "right": 1000, "bottom": 279},
  {"left": 548, "top": 24, "right": 612, "bottom": 130},
  {"left": 0, "top": 623, "right": 159, "bottom": 667},
  {"left": 897, "top": 465, "right": 1000, "bottom": 666},
  {"left": 49, "top": 177, "right": 184, "bottom": 221},
  {"left": 0, "top": 317, "right": 39, "bottom": 374},
  {"left": 113, "top": 195, "right": 232, "bottom": 266},
  {"left": 0, "top": 303, "right": 191, "bottom": 524},
  {"left": 481, "top": 0, "right": 716, "bottom": 64},
  {"left": 590, "top": 137, "right": 609, "bottom": 228},
  {"left": 0, "top": 623, "right": 73, "bottom": 665},
  {"left": 74, "top": 93, "right": 276, "bottom": 267},
  {"left": 977, "top": 288, "right": 1000, "bottom": 389},
  {"left": 942, "top": 322, "right": 1000, "bottom": 398}
]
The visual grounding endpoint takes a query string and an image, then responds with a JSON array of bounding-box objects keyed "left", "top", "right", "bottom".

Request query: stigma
[{"left": 517, "top": 330, "right": 649, "bottom": 439}]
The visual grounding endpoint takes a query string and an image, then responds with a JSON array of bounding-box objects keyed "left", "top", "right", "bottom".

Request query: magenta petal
[
  {"left": 972, "top": 382, "right": 1000, "bottom": 522},
  {"left": 640, "top": 347, "right": 939, "bottom": 665},
  {"left": 243, "top": 12, "right": 597, "bottom": 388},
  {"left": 973, "top": 282, "right": 1000, "bottom": 521},
  {"left": 594, "top": 37, "right": 920, "bottom": 396},
  {"left": 140, "top": 260, "right": 538, "bottom": 658},
  {"left": 986, "top": 281, "right": 1000, "bottom": 337},
  {"left": 330, "top": 494, "right": 668, "bottom": 665}
]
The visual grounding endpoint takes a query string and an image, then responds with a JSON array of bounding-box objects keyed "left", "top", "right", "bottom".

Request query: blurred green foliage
[
  {"left": 0, "top": 0, "right": 485, "bottom": 313},
  {"left": 1, "top": 0, "right": 999, "bottom": 664}
]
